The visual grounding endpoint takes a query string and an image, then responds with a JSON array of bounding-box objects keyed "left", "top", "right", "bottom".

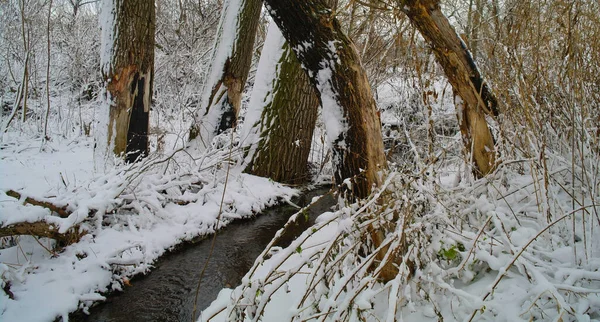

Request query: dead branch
[
  {"left": 5, "top": 190, "right": 70, "bottom": 218},
  {"left": 0, "top": 221, "right": 86, "bottom": 245}
]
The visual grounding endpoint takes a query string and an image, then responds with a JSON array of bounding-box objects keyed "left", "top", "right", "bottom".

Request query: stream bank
[{"left": 69, "top": 186, "right": 335, "bottom": 322}]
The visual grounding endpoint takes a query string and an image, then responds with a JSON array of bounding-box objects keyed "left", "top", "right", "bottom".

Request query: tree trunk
[
  {"left": 263, "top": 0, "right": 387, "bottom": 199},
  {"left": 189, "top": 0, "right": 262, "bottom": 149},
  {"left": 401, "top": 0, "right": 498, "bottom": 176},
  {"left": 95, "top": 0, "right": 155, "bottom": 168},
  {"left": 242, "top": 23, "right": 320, "bottom": 184}
]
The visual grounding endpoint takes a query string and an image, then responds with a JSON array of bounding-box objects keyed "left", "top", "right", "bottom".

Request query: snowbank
[{"left": 0, "top": 134, "right": 296, "bottom": 321}]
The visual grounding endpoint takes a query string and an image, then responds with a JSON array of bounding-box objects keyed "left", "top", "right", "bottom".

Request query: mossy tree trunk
[
  {"left": 263, "top": 0, "right": 387, "bottom": 199},
  {"left": 242, "top": 23, "right": 320, "bottom": 184},
  {"left": 401, "top": 0, "right": 498, "bottom": 176},
  {"left": 189, "top": 0, "right": 262, "bottom": 149},
  {"left": 95, "top": 0, "right": 155, "bottom": 167}
]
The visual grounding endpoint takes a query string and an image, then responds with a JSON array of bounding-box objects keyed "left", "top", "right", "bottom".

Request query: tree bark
[
  {"left": 189, "top": 0, "right": 262, "bottom": 149},
  {"left": 400, "top": 0, "right": 498, "bottom": 176},
  {"left": 242, "top": 23, "right": 320, "bottom": 184},
  {"left": 263, "top": 0, "right": 387, "bottom": 199},
  {"left": 95, "top": 0, "right": 155, "bottom": 167}
]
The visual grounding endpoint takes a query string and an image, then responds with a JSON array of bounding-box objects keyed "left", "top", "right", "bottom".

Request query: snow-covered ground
[
  {"left": 0, "top": 132, "right": 297, "bottom": 321},
  {"left": 200, "top": 165, "right": 600, "bottom": 321},
  {"left": 1, "top": 73, "right": 598, "bottom": 322},
  {"left": 194, "top": 72, "right": 600, "bottom": 322}
]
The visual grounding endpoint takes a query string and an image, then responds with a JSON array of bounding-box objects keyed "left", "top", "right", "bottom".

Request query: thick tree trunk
[
  {"left": 242, "top": 23, "right": 319, "bottom": 184},
  {"left": 401, "top": 0, "right": 498, "bottom": 176},
  {"left": 263, "top": 0, "right": 387, "bottom": 199},
  {"left": 95, "top": 0, "right": 155, "bottom": 168},
  {"left": 189, "top": 0, "right": 262, "bottom": 149}
]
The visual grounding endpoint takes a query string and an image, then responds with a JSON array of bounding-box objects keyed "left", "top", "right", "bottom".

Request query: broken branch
[{"left": 5, "top": 190, "right": 70, "bottom": 218}]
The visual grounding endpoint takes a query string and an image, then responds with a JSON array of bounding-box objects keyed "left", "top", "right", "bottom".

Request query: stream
[{"left": 70, "top": 187, "right": 335, "bottom": 322}]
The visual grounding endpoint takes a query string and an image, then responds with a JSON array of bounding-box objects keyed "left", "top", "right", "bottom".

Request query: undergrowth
[{"left": 203, "top": 138, "right": 600, "bottom": 321}]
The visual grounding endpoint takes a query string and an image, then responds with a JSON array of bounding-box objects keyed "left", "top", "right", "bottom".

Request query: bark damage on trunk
[
  {"left": 189, "top": 0, "right": 262, "bottom": 148},
  {"left": 401, "top": 0, "right": 498, "bottom": 176},
  {"left": 102, "top": 0, "right": 155, "bottom": 163},
  {"left": 263, "top": 0, "right": 387, "bottom": 199}
]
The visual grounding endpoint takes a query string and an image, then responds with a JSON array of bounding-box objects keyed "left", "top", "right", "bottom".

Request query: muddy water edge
[{"left": 68, "top": 187, "right": 335, "bottom": 322}]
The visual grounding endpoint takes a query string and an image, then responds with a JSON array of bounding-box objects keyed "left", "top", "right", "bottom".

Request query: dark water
[{"left": 70, "top": 187, "right": 335, "bottom": 322}]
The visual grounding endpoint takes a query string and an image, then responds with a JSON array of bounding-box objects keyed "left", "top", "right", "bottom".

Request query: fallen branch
[
  {"left": 5, "top": 190, "right": 70, "bottom": 218},
  {"left": 0, "top": 221, "right": 86, "bottom": 245}
]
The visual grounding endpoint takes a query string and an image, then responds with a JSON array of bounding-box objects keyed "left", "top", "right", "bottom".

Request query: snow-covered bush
[{"left": 203, "top": 153, "right": 600, "bottom": 321}]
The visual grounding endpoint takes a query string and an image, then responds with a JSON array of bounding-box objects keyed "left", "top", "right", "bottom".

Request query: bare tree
[
  {"left": 95, "top": 0, "right": 155, "bottom": 167},
  {"left": 1, "top": 0, "right": 32, "bottom": 133},
  {"left": 399, "top": 0, "right": 498, "bottom": 176},
  {"left": 189, "top": 0, "right": 262, "bottom": 149},
  {"left": 262, "top": 0, "right": 387, "bottom": 199}
]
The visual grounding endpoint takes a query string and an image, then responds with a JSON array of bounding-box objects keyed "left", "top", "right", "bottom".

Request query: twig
[
  {"left": 454, "top": 215, "right": 491, "bottom": 272},
  {"left": 192, "top": 129, "right": 236, "bottom": 321},
  {"left": 467, "top": 204, "right": 597, "bottom": 321},
  {"left": 32, "top": 235, "right": 57, "bottom": 257}
]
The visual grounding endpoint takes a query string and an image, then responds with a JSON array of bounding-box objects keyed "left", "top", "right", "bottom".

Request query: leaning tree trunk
[
  {"left": 189, "top": 0, "right": 262, "bottom": 149},
  {"left": 401, "top": 0, "right": 498, "bottom": 177},
  {"left": 95, "top": 0, "right": 155, "bottom": 168},
  {"left": 263, "top": 0, "right": 387, "bottom": 199},
  {"left": 241, "top": 23, "right": 320, "bottom": 184}
]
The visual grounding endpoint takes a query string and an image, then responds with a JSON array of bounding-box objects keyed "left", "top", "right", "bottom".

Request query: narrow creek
[{"left": 70, "top": 187, "right": 335, "bottom": 322}]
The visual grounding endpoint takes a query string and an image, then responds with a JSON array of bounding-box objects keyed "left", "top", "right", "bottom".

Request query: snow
[
  {"left": 314, "top": 41, "right": 348, "bottom": 151},
  {"left": 200, "top": 159, "right": 600, "bottom": 321},
  {"left": 98, "top": 0, "right": 116, "bottom": 78},
  {"left": 2, "top": 4, "right": 599, "bottom": 319},
  {"left": 0, "top": 133, "right": 297, "bottom": 322},
  {"left": 193, "top": 0, "right": 243, "bottom": 150},
  {"left": 317, "top": 66, "right": 347, "bottom": 150},
  {"left": 239, "top": 21, "right": 286, "bottom": 164},
  {"left": 95, "top": 0, "right": 117, "bottom": 172}
]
